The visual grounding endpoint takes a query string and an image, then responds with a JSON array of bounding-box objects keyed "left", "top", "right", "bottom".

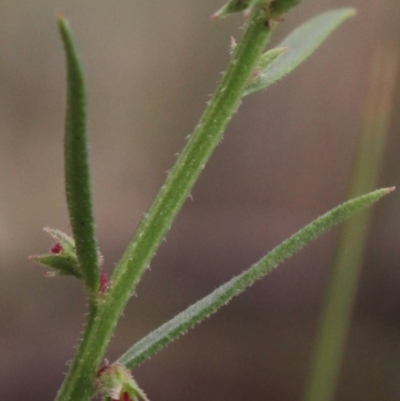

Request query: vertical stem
[
  {"left": 109, "top": 5, "right": 273, "bottom": 320},
  {"left": 302, "top": 48, "right": 398, "bottom": 401},
  {"left": 55, "top": 7, "right": 272, "bottom": 401}
]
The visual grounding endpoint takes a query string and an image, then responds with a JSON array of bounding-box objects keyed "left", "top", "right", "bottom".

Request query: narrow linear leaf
[
  {"left": 243, "top": 7, "right": 356, "bottom": 96},
  {"left": 117, "top": 188, "right": 393, "bottom": 368},
  {"left": 58, "top": 15, "right": 99, "bottom": 297}
]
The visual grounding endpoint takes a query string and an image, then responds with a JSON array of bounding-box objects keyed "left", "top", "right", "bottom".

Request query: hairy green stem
[
  {"left": 108, "top": 5, "right": 272, "bottom": 325},
  {"left": 54, "top": 6, "right": 272, "bottom": 401}
]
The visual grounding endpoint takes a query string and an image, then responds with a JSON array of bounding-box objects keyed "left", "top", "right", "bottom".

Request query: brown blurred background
[{"left": 1, "top": 0, "right": 400, "bottom": 400}]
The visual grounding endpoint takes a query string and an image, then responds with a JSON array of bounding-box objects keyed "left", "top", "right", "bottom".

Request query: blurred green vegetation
[{"left": 1, "top": 1, "right": 400, "bottom": 400}]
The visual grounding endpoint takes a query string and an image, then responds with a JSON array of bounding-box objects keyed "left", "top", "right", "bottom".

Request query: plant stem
[
  {"left": 108, "top": 4, "right": 272, "bottom": 330},
  {"left": 54, "top": 6, "right": 272, "bottom": 401},
  {"left": 302, "top": 48, "right": 398, "bottom": 401}
]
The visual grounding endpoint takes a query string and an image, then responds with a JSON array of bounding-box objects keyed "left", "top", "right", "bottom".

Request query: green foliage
[
  {"left": 212, "top": 0, "right": 305, "bottom": 19},
  {"left": 30, "top": 227, "right": 104, "bottom": 279},
  {"left": 243, "top": 8, "right": 357, "bottom": 96},
  {"left": 30, "top": 228, "right": 82, "bottom": 278},
  {"left": 244, "top": 46, "right": 287, "bottom": 92},
  {"left": 270, "top": 0, "right": 303, "bottom": 18},
  {"left": 212, "top": 0, "right": 253, "bottom": 19},
  {"left": 27, "top": 3, "right": 393, "bottom": 401},
  {"left": 57, "top": 15, "right": 100, "bottom": 299},
  {"left": 97, "top": 363, "right": 149, "bottom": 401},
  {"left": 117, "top": 188, "right": 393, "bottom": 368}
]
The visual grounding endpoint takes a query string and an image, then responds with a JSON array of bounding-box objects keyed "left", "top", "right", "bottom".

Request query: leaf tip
[
  {"left": 55, "top": 9, "right": 64, "bottom": 22},
  {"left": 385, "top": 186, "right": 396, "bottom": 194},
  {"left": 347, "top": 7, "right": 358, "bottom": 17},
  {"left": 336, "top": 7, "right": 357, "bottom": 19},
  {"left": 210, "top": 12, "right": 219, "bottom": 21}
]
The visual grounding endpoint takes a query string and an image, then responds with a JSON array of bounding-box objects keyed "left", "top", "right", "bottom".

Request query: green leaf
[
  {"left": 29, "top": 227, "right": 103, "bottom": 279},
  {"left": 116, "top": 188, "right": 394, "bottom": 368},
  {"left": 212, "top": 0, "right": 304, "bottom": 20},
  {"left": 243, "top": 7, "right": 357, "bottom": 96},
  {"left": 97, "top": 363, "right": 149, "bottom": 401},
  {"left": 269, "top": 0, "right": 303, "bottom": 18},
  {"left": 211, "top": 0, "right": 252, "bottom": 19},
  {"left": 29, "top": 228, "right": 82, "bottom": 278},
  {"left": 245, "top": 47, "right": 287, "bottom": 92},
  {"left": 57, "top": 14, "right": 99, "bottom": 298}
]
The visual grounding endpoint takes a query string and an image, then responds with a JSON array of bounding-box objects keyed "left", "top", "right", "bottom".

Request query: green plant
[{"left": 30, "top": 2, "right": 394, "bottom": 401}]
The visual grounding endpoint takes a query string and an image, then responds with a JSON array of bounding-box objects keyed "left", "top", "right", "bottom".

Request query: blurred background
[{"left": 1, "top": 0, "right": 400, "bottom": 400}]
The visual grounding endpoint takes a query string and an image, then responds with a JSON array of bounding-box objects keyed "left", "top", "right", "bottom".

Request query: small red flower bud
[{"left": 50, "top": 243, "right": 63, "bottom": 254}]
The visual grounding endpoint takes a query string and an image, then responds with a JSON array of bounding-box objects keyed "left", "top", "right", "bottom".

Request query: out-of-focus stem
[{"left": 302, "top": 47, "right": 398, "bottom": 401}]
